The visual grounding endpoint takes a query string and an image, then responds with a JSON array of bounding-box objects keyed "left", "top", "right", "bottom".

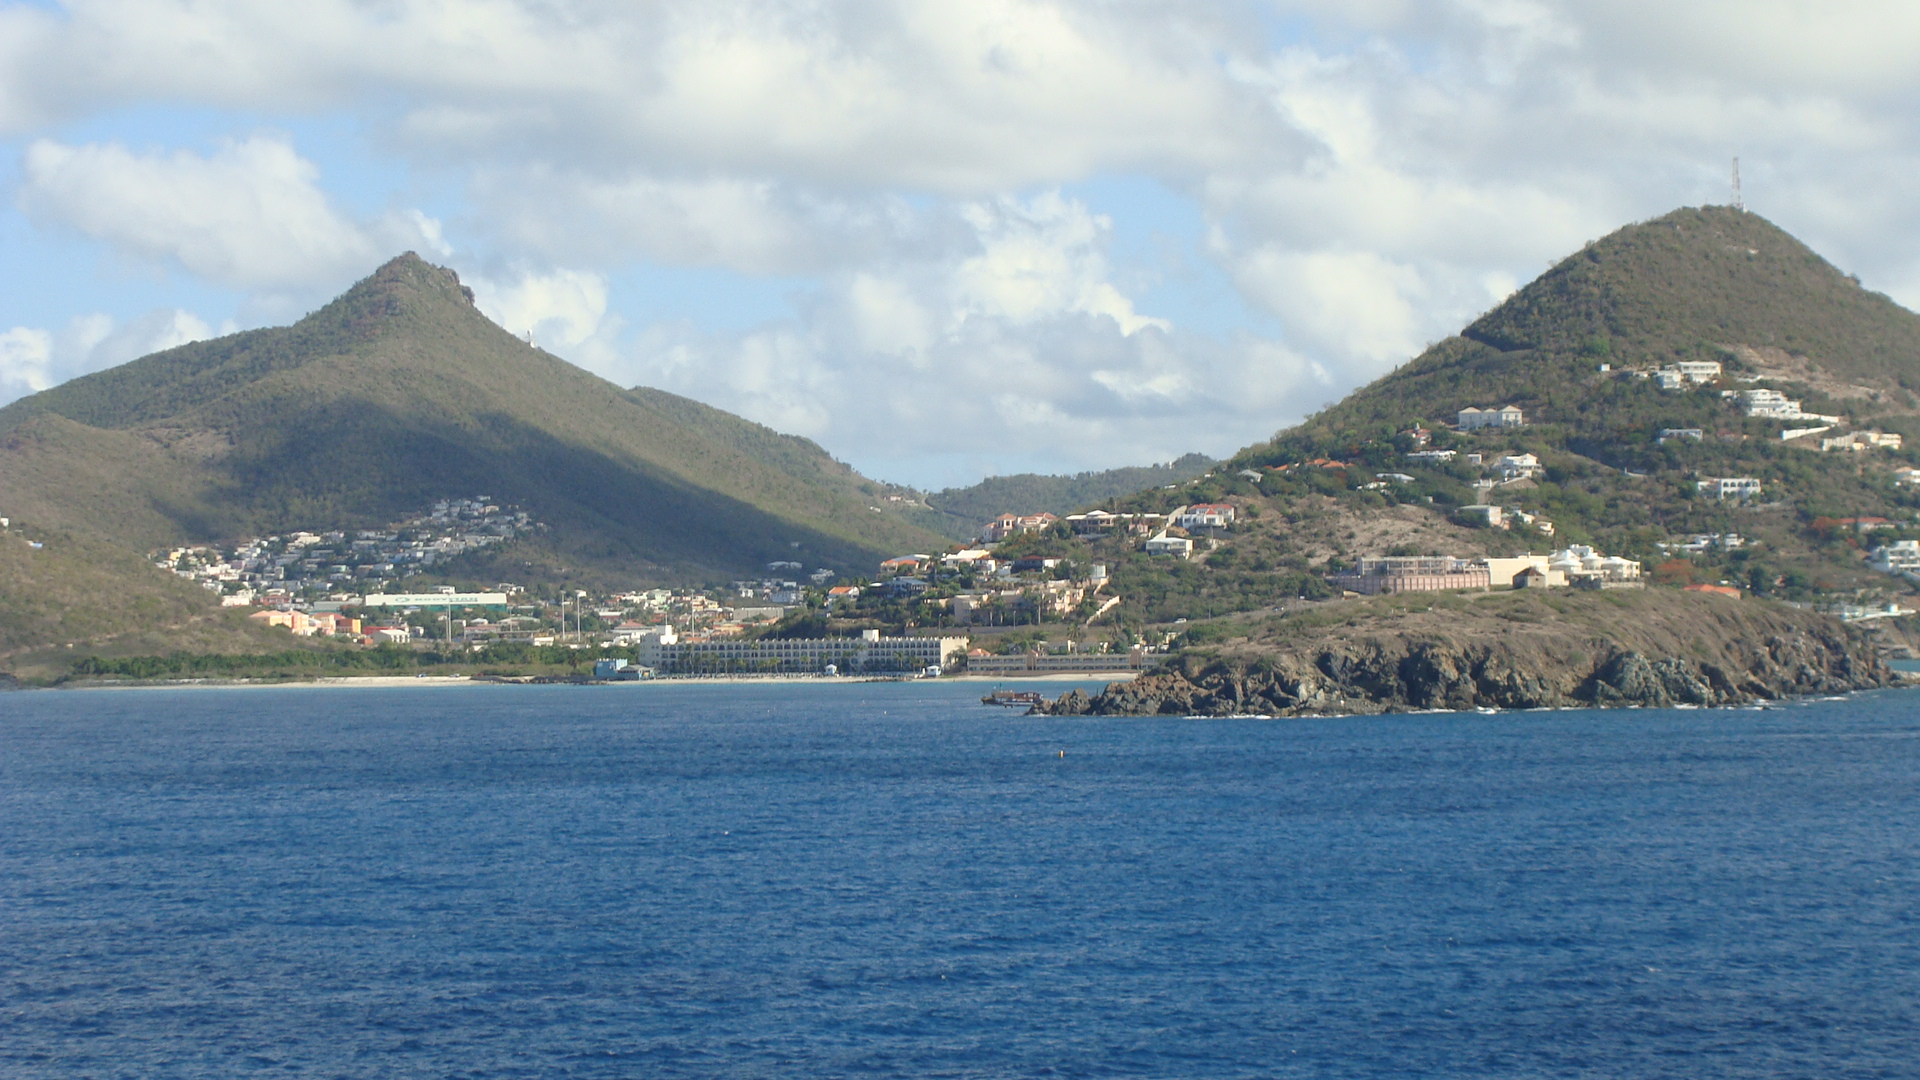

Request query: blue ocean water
[{"left": 2, "top": 683, "right": 1918, "bottom": 1079}]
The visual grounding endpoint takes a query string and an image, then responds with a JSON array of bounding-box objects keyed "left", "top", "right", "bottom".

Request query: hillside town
[
  {"left": 152, "top": 496, "right": 539, "bottom": 605},
  {"left": 178, "top": 409, "right": 1920, "bottom": 677}
]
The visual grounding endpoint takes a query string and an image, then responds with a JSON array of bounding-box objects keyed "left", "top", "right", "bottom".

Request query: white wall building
[
  {"left": 1549, "top": 544, "right": 1642, "bottom": 584},
  {"left": 1495, "top": 453, "right": 1542, "bottom": 480},
  {"left": 1697, "top": 477, "right": 1762, "bottom": 500},
  {"left": 1821, "top": 431, "right": 1903, "bottom": 452},
  {"left": 1455, "top": 504, "right": 1504, "bottom": 528},
  {"left": 1145, "top": 533, "right": 1193, "bottom": 558},
  {"left": 1869, "top": 540, "right": 1920, "bottom": 576},
  {"left": 1176, "top": 504, "right": 1237, "bottom": 529},
  {"left": 1458, "top": 405, "right": 1526, "bottom": 430}
]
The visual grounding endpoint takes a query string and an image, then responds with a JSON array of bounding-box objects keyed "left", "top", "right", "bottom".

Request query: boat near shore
[{"left": 982, "top": 689, "right": 1046, "bottom": 707}]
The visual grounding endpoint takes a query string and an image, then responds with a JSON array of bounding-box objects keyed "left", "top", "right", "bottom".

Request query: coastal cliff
[{"left": 1039, "top": 590, "right": 1895, "bottom": 717}]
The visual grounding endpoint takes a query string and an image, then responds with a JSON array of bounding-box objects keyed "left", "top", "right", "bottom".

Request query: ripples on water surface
[{"left": 3, "top": 682, "right": 1918, "bottom": 1078}]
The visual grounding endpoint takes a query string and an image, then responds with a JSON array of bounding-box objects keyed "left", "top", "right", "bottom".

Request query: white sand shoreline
[{"left": 49, "top": 671, "right": 1138, "bottom": 691}]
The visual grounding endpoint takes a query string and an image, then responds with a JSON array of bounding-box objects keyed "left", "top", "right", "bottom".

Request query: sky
[{"left": 2, "top": 2, "right": 1918, "bottom": 490}]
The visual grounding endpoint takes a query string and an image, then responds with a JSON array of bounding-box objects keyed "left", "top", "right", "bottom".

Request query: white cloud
[
  {"left": 0, "top": 1, "right": 1281, "bottom": 190},
  {"left": 552, "top": 192, "right": 1333, "bottom": 486},
  {"left": 0, "top": 308, "right": 217, "bottom": 408},
  {"left": 0, "top": 326, "right": 54, "bottom": 400},
  {"left": 951, "top": 194, "right": 1169, "bottom": 335},
  {"left": 468, "top": 268, "right": 613, "bottom": 351},
  {"left": 10, "top": 0, "right": 1920, "bottom": 484},
  {"left": 20, "top": 136, "right": 380, "bottom": 291},
  {"left": 18, "top": 135, "right": 451, "bottom": 298},
  {"left": 1228, "top": 247, "right": 1425, "bottom": 369}
]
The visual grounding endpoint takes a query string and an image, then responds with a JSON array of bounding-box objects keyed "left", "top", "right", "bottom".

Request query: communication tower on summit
[{"left": 1731, "top": 157, "right": 1743, "bottom": 211}]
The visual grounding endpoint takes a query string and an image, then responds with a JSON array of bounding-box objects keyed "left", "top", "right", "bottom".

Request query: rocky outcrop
[{"left": 1038, "top": 594, "right": 1894, "bottom": 717}]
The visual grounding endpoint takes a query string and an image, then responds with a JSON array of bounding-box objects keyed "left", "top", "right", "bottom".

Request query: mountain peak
[
  {"left": 1242, "top": 203, "right": 1920, "bottom": 464},
  {"left": 304, "top": 253, "right": 478, "bottom": 342},
  {"left": 1456, "top": 205, "right": 1915, "bottom": 380}
]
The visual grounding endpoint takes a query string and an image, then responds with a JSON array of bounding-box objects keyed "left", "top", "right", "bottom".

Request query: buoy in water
[{"left": 1059, "top": 750, "right": 1065, "bottom": 758}]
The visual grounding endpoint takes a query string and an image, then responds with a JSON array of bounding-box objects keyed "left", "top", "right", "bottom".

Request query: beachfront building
[{"left": 636, "top": 625, "right": 967, "bottom": 675}]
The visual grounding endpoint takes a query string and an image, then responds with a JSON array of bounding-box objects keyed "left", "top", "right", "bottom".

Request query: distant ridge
[
  {"left": 909, "top": 453, "right": 1216, "bottom": 540},
  {"left": 0, "top": 254, "right": 950, "bottom": 584}
]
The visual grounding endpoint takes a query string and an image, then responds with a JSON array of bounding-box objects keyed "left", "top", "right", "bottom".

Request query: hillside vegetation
[
  {"left": 910, "top": 453, "right": 1215, "bottom": 540},
  {"left": 0, "top": 255, "right": 951, "bottom": 583},
  {"left": 0, "top": 519, "right": 332, "bottom": 681},
  {"left": 1189, "top": 207, "right": 1920, "bottom": 605},
  {"left": 951, "top": 207, "right": 1920, "bottom": 653}
]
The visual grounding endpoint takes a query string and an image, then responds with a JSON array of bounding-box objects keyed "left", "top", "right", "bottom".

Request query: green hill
[
  {"left": 0, "top": 254, "right": 950, "bottom": 584},
  {"left": 1208, "top": 205, "right": 1920, "bottom": 580},
  {"left": 1252, "top": 205, "right": 1920, "bottom": 447},
  {"left": 978, "top": 206, "right": 1920, "bottom": 629}
]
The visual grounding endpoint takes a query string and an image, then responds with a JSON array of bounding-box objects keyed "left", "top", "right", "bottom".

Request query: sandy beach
[{"left": 59, "top": 671, "right": 1138, "bottom": 690}]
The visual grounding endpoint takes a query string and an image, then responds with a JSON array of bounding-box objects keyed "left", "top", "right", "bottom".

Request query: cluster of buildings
[
  {"left": 965, "top": 503, "right": 1237, "bottom": 567},
  {"left": 598, "top": 586, "right": 809, "bottom": 644},
  {"left": 1329, "top": 546, "right": 1643, "bottom": 595},
  {"left": 1799, "top": 430, "right": 1904, "bottom": 453},
  {"left": 950, "top": 578, "right": 1093, "bottom": 623},
  {"left": 153, "top": 496, "right": 538, "bottom": 602},
  {"left": 247, "top": 609, "right": 412, "bottom": 644},
  {"left": 1601, "top": 359, "right": 1725, "bottom": 389},
  {"left": 1617, "top": 362, "right": 1897, "bottom": 453},
  {"left": 865, "top": 545, "right": 1111, "bottom": 621}
]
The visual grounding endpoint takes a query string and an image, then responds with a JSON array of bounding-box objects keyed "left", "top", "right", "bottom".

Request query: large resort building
[{"left": 635, "top": 626, "right": 968, "bottom": 675}]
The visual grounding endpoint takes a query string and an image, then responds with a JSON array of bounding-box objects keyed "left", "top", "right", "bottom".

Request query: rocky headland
[{"left": 1038, "top": 589, "right": 1897, "bottom": 717}]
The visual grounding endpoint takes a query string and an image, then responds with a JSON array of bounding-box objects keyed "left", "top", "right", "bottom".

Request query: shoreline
[{"left": 29, "top": 671, "right": 1142, "bottom": 691}]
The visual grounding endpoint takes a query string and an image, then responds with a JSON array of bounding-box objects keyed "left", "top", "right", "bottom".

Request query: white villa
[
  {"left": 1869, "top": 540, "right": 1920, "bottom": 576},
  {"left": 1697, "top": 476, "right": 1762, "bottom": 500},
  {"left": 1654, "top": 360, "right": 1723, "bottom": 388},
  {"left": 1144, "top": 533, "right": 1193, "bottom": 558},
  {"left": 1458, "top": 405, "right": 1526, "bottom": 430},
  {"left": 1727, "top": 387, "right": 1843, "bottom": 424}
]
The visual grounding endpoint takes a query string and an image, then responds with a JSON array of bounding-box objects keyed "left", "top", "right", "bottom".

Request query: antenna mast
[{"left": 1731, "top": 157, "right": 1743, "bottom": 211}]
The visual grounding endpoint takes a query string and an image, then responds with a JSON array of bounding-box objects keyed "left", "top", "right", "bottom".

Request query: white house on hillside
[
  {"left": 1458, "top": 405, "right": 1526, "bottom": 430},
  {"left": 1697, "top": 477, "right": 1762, "bottom": 500},
  {"left": 1176, "top": 503, "right": 1236, "bottom": 529},
  {"left": 1145, "top": 533, "right": 1193, "bottom": 558}
]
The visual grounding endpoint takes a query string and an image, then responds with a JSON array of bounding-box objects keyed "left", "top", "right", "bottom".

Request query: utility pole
[{"left": 1731, "top": 157, "right": 1743, "bottom": 211}]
